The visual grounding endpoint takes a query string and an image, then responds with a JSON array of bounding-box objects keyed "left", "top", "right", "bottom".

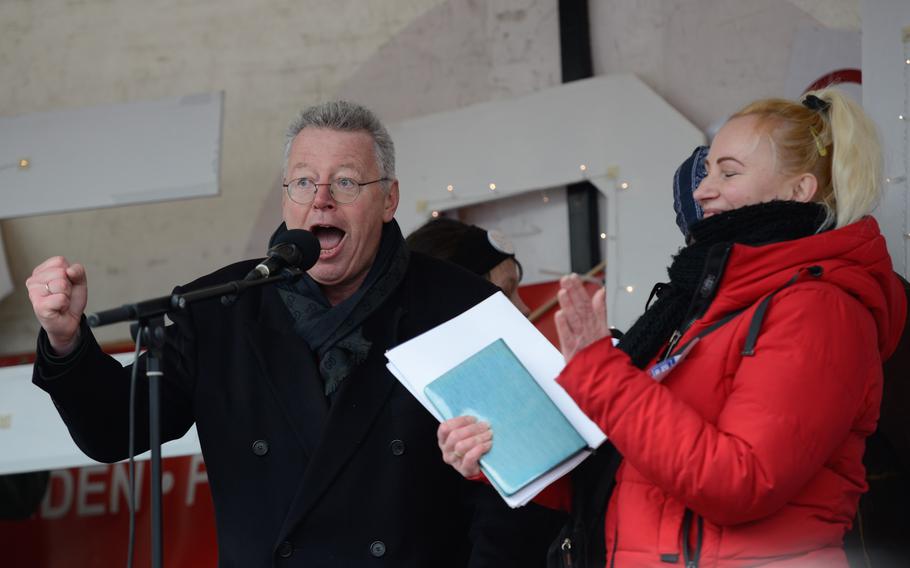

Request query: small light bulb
[
  {"left": 431, "top": 210, "right": 439, "bottom": 218},
  {"left": 446, "top": 184, "right": 454, "bottom": 192},
  {"left": 905, "top": 58, "right": 910, "bottom": 65},
  {"left": 619, "top": 181, "right": 630, "bottom": 190},
  {"left": 579, "top": 164, "right": 587, "bottom": 172},
  {"left": 900, "top": 115, "right": 906, "bottom": 121},
  {"left": 886, "top": 177, "right": 892, "bottom": 184},
  {"left": 625, "top": 285, "right": 635, "bottom": 293},
  {"left": 489, "top": 183, "right": 496, "bottom": 191},
  {"left": 18, "top": 158, "right": 29, "bottom": 169},
  {"left": 600, "top": 232, "right": 607, "bottom": 240}
]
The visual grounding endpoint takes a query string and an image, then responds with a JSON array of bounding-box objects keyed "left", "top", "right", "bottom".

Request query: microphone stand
[{"left": 87, "top": 267, "right": 302, "bottom": 568}]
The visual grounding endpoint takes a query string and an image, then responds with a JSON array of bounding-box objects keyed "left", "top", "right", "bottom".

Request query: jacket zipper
[
  {"left": 681, "top": 509, "right": 704, "bottom": 568},
  {"left": 560, "top": 537, "right": 574, "bottom": 568},
  {"left": 662, "top": 242, "right": 734, "bottom": 362},
  {"left": 609, "top": 516, "right": 619, "bottom": 568},
  {"left": 660, "top": 314, "right": 697, "bottom": 362}
]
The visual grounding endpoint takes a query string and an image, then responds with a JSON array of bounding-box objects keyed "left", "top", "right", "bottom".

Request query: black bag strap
[
  {"left": 740, "top": 267, "right": 817, "bottom": 355},
  {"left": 667, "top": 308, "right": 746, "bottom": 359},
  {"left": 670, "top": 265, "right": 818, "bottom": 360}
]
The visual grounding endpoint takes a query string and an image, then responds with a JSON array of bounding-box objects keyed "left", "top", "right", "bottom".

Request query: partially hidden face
[
  {"left": 693, "top": 115, "right": 815, "bottom": 218},
  {"left": 487, "top": 258, "right": 530, "bottom": 317},
  {"left": 283, "top": 127, "right": 399, "bottom": 303}
]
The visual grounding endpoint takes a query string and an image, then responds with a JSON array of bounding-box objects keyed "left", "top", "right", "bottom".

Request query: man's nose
[{"left": 312, "top": 184, "right": 335, "bottom": 209}]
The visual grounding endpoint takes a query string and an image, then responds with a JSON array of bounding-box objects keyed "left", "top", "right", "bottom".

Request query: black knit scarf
[
  {"left": 274, "top": 220, "right": 410, "bottom": 396},
  {"left": 616, "top": 201, "right": 828, "bottom": 369}
]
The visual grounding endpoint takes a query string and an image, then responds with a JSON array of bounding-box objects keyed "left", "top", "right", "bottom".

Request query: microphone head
[{"left": 271, "top": 229, "right": 321, "bottom": 271}]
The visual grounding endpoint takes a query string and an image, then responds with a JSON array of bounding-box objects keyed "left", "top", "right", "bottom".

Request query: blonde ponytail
[{"left": 817, "top": 88, "right": 882, "bottom": 228}]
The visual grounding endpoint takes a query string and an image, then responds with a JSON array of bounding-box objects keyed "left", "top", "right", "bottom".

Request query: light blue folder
[{"left": 424, "top": 339, "right": 587, "bottom": 496}]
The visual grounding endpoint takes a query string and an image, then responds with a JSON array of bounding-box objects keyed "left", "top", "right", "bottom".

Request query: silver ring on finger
[{"left": 45, "top": 281, "right": 52, "bottom": 295}]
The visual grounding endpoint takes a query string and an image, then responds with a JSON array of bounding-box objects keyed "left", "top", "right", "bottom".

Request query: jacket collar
[
  {"left": 243, "top": 284, "right": 328, "bottom": 458},
  {"left": 704, "top": 217, "right": 906, "bottom": 358}
]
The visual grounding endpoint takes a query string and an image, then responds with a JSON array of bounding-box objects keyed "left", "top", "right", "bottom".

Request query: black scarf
[
  {"left": 273, "top": 220, "right": 410, "bottom": 396},
  {"left": 616, "top": 201, "right": 828, "bottom": 369}
]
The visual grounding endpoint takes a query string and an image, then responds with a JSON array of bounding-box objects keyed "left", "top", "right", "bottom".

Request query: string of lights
[
  {"left": 421, "top": 162, "right": 631, "bottom": 219},
  {"left": 425, "top": 163, "right": 626, "bottom": 291}
]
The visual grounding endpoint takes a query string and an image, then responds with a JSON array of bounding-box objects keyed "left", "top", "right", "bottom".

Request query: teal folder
[{"left": 424, "top": 339, "right": 587, "bottom": 496}]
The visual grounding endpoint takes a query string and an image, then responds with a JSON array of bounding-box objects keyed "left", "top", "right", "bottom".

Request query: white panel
[
  {"left": 390, "top": 75, "right": 703, "bottom": 331},
  {"left": 0, "top": 354, "right": 201, "bottom": 475},
  {"left": 0, "top": 231, "right": 11, "bottom": 301},
  {"left": 0, "top": 92, "right": 223, "bottom": 219},
  {"left": 863, "top": 0, "right": 910, "bottom": 278}
]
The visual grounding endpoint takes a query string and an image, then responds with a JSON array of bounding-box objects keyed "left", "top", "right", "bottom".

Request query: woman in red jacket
[{"left": 439, "top": 88, "right": 908, "bottom": 567}]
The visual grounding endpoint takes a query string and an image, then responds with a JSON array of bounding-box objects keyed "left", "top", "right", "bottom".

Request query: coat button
[
  {"left": 277, "top": 541, "right": 293, "bottom": 558},
  {"left": 389, "top": 439, "right": 405, "bottom": 456},
  {"left": 369, "top": 540, "right": 386, "bottom": 557},
  {"left": 252, "top": 439, "right": 269, "bottom": 456}
]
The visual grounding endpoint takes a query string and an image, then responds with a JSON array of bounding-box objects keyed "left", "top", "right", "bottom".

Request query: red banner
[{"left": 0, "top": 455, "right": 216, "bottom": 567}]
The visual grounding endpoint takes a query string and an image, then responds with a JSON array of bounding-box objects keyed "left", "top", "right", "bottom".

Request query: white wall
[
  {"left": 863, "top": 0, "right": 910, "bottom": 278},
  {"left": 591, "top": 0, "right": 859, "bottom": 131},
  {"left": 0, "top": 0, "right": 866, "bottom": 354},
  {"left": 244, "top": 0, "right": 564, "bottom": 257},
  {"left": 0, "top": 0, "right": 469, "bottom": 353}
]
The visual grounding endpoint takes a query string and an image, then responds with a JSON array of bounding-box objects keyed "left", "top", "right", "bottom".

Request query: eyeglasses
[{"left": 283, "top": 177, "right": 389, "bottom": 205}]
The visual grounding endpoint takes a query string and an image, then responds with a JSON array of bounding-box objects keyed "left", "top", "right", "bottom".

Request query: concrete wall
[
  {"left": 590, "top": 0, "right": 859, "bottom": 132},
  {"left": 862, "top": 0, "right": 910, "bottom": 277},
  {"left": 0, "top": 0, "right": 864, "bottom": 354},
  {"left": 0, "top": 0, "right": 453, "bottom": 352}
]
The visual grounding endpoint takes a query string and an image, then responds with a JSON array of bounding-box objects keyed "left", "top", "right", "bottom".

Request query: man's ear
[
  {"left": 790, "top": 173, "right": 818, "bottom": 203},
  {"left": 383, "top": 180, "right": 400, "bottom": 222}
]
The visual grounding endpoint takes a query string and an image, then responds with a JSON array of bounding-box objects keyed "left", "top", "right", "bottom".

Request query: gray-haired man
[{"left": 27, "top": 101, "right": 564, "bottom": 566}]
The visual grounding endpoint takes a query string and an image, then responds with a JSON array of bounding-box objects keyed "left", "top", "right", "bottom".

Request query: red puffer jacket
[{"left": 555, "top": 217, "right": 907, "bottom": 567}]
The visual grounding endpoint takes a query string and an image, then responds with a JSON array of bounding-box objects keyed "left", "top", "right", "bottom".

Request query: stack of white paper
[{"left": 385, "top": 292, "right": 607, "bottom": 508}]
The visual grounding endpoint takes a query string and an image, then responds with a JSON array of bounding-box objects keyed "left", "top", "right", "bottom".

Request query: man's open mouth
[{"left": 311, "top": 225, "right": 346, "bottom": 252}]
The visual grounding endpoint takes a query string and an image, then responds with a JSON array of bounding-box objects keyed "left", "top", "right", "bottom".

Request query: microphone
[{"left": 244, "top": 229, "right": 320, "bottom": 281}]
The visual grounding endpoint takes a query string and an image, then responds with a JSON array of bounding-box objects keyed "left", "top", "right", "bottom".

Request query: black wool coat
[{"left": 33, "top": 252, "right": 564, "bottom": 567}]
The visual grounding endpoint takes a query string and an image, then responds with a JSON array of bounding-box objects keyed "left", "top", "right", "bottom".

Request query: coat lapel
[
  {"left": 275, "top": 300, "right": 406, "bottom": 538},
  {"left": 244, "top": 289, "right": 329, "bottom": 459}
]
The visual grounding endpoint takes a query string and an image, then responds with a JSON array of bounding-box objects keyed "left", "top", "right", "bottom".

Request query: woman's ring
[
  {"left": 453, "top": 451, "right": 464, "bottom": 460},
  {"left": 45, "top": 281, "right": 52, "bottom": 295}
]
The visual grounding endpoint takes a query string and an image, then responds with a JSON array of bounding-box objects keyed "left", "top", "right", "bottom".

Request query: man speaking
[{"left": 25, "top": 101, "right": 562, "bottom": 566}]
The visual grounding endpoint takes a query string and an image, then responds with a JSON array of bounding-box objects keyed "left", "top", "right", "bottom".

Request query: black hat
[{"left": 407, "top": 218, "right": 521, "bottom": 278}]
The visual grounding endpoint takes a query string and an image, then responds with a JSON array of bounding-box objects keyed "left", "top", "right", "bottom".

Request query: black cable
[{"left": 126, "top": 332, "right": 142, "bottom": 568}]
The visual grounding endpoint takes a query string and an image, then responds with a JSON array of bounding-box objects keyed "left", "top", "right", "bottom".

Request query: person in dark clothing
[
  {"left": 25, "top": 100, "right": 563, "bottom": 567},
  {"left": 0, "top": 471, "right": 49, "bottom": 520},
  {"left": 407, "top": 217, "right": 530, "bottom": 316}
]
